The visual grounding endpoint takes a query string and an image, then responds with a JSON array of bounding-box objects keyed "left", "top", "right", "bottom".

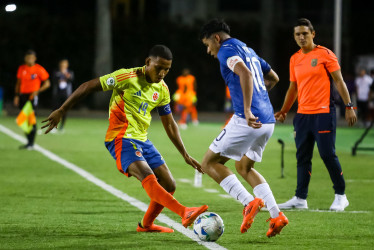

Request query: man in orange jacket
[{"left": 14, "top": 50, "right": 50, "bottom": 149}]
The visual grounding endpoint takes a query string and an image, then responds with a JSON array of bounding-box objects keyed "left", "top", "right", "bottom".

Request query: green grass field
[{"left": 1, "top": 115, "right": 373, "bottom": 249}]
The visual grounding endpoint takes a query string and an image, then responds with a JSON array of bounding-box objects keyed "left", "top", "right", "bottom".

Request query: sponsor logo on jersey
[
  {"left": 107, "top": 77, "right": 115, "bottom": 86},
  {"left": 311, "top": 59, "right": 318, "bottom": 67},
  {"left": 152, "top": 92, "right": 159, "bottom": 101},
  {"left": 135, "top": 151, "right": 142, "bottom": 157},
  {"left": 228, "top": 58, "right": 240, "bottom": 69},
  {"left": 134, "top": 90, "right": 141, "bottom": 96}
]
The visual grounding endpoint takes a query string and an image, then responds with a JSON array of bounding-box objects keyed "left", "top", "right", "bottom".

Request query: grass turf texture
[{"left": 0, "top": 116, "right": 373, "bottom": 249}]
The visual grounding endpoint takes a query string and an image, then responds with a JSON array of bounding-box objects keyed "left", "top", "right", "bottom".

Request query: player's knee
[
  {"left": 168, "top": 180, "right": 177, "bottom": 193},
  {"left": 127, "top": 162, "right": 154, "bottom": 181},
  {"left": 236, "top": 162, "right": 253, "bottom": 176}
]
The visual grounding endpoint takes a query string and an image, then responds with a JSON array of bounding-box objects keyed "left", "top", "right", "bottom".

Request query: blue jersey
[{"left": 217, "top": 38, "right": 275, "bottom": 123}]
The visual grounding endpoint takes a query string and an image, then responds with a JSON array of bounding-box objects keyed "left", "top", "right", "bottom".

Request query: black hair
[
  {"left": 199, "top": 19, "right": 230, "bottom": 40},
  {"left": 148, "top": 45, "right": 173, "bottom": 60},
  {"left": 294, "top": 18, "right": 314, "bottom": 32},
  {"left": 25, "top": 49, "right": 36, "bottom": 56}
]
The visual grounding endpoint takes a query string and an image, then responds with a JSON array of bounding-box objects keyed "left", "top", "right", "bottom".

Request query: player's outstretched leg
[
  {"left": 137, "top": 198, "right": 174, "bottom": 233},
  {"left": 236, "top": 156, "right": 288, "bottom": 236},
  {"left": 138, "top": 164, "right": 177, "bottom": 233},
  {"left": 128, "top": 158, "right": 208, "bottom": 230},
  {"left": 138, "top": 171, "right": 208, "bottom": 228},
  {"left": 202, "top": 151, "right": 262, "bottom": 233}
]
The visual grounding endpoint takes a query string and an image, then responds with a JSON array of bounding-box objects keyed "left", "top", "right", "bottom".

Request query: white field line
[
  {"left": 177, "top": 178, "right": 193, "bottom": 183},
  {"left": 204, "top": 189, "right": 219, "bottom": 193},
  {"left": 0, "top": 124, "right": 227, "bottom": 250},
  {"left": 219, "top": 194, "right": 233, "bottom": 199},
  {"left": 283, "top": 209, "right": 371, "bottom": 214},
  {"left": 346, "top": 179, "right": 374, "bottom": 183}
]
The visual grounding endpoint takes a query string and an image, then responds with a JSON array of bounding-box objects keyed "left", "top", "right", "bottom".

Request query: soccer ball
[{"left": 193, "top": 212, "right": 224, "bottom": 241}]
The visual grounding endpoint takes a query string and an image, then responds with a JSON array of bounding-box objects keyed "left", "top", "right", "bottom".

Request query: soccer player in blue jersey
[{"left": 199, "top": 19, "right": 288, "bottom": 237}]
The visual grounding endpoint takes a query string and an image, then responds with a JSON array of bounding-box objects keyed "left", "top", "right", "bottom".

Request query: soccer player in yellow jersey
[{"left": 42, "top": 45, "right": 208, "bottom": 233}]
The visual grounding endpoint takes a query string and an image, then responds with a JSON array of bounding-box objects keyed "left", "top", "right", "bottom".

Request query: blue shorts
[{"left": 105, "top": 138, "right": 165, "bottom": 176}]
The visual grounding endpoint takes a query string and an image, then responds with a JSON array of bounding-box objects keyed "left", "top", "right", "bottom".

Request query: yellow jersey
[{"left": 100, "top": 66, "right": 171, "bottom": 142}]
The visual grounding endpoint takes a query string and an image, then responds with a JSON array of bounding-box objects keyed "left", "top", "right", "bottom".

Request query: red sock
[
  {"left": 142, "top": 175, "right": 185, "bottom": 217},
  {"left": 142, "top": 191, "right": 175, "bottom": 228}
]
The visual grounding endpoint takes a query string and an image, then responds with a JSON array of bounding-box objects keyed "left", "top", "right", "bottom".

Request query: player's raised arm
[
  {"left": 160, "top": 113, "right": 204, "bottom": 174},
  {"left": 42, "top": 78, "right": 102, "bottom": 133}
]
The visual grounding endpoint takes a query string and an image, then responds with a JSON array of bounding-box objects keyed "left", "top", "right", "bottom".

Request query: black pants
[
  {"left": 293, "top": 110, "right": 345, "bottom": 199},
  {"left": 19, "top": 94, "right": 37, "bottom": 146}
]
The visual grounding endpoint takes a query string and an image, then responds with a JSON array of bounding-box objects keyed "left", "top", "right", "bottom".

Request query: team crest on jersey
[
  {"left": 31, "top": 74, "right": 37, "bottom": 80},
  {"left": 107, "top": 77, "right": 115, "bottom": 86},
  {"left": 135, "top": 151, "right": 142, "bottom": 157},
  {"left": 152, "top": 92, "right": 159, "bottom": 101},
  {"left": 311, "top": 59, "right": 318, "bottom": 67}
]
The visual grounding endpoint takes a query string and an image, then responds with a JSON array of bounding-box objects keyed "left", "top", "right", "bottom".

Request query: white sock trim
[{"left": 220, "top": 174, "right": 254, "bottom": 206}]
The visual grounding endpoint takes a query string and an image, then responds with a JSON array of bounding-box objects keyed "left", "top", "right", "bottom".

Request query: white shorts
[{"left": 209, "top": 115, "right": 274, "bottom": 162}]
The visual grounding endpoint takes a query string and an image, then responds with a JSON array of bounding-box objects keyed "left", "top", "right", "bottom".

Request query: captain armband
[{"left": 157, "top": 104, "right": 172, "bottom": 116}]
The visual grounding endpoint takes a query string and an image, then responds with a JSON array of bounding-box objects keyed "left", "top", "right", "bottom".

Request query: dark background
[{"left": 1, "top": 0, "right": 373, "bottom": 112}]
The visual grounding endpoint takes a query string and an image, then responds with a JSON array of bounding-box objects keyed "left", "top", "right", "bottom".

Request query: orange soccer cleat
[
  {"left": 240, "top": 198, "right": 264, "bottom": 233},
  {"left": 181, "top": 205, "right": 209, "bottom": 228},
  {"left": 266, "top": 212, "right": 289, "bottom": 238},
  {"left": 136, "top": 223, "right": 174, "bottom": 233}
]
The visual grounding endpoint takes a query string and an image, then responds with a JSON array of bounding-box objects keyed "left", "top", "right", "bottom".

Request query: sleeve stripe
[
  {"left": 117, "top": 72, "right": 137, "bottom": 78},
  {"left": 117, "top": 74, "right": 138, "bottom": 82}
]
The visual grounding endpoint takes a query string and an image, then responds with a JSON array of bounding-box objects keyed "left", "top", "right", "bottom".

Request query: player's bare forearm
[
  {"left": 160, "top": 114, "right": 204, "bottom": 173},
  {"left": 233, "top": 62, "right": 253, "bottom": 115},
  {"left": 42, "top": 78, "right": 102, "bottom": 133},
  {"left": 330, "top": 70, "right": 352, "bottom": 105},
  {"left": 330, "top": 70, "right": 357, "bottom": 126},
  {"left": 264, "top": 69, "right": 279, "bottom": 91},
  {"left": 59, "top": 78, "right": 102, "bottom": 114},
  {"left": 160, "top": 114, "right": 188, "bottom": 157},
  {"left": 234, "top": 62, "right": 262, "bottom": 128}
]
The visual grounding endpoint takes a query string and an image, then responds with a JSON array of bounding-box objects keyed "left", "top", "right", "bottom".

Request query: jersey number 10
[{"left": 242, "top": 47, "right": 266, "bottom": 92}]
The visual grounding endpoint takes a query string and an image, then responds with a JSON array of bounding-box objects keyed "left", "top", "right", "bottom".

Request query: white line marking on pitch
[
  {"left": 0, "top": 124, "right": 227, "bottom": 250},
  {"left": 284, "top": 209, "right": 371, "bottom": 214},
  {"left": 177, "top": 178, "right": 192, "bottom": 183},
  {"left": 219, "top": 194, "right": 233, "bottom": 199},
  {"left": 346, "top": 179, "right": 374, "bottom": 183},
  {"left": 204, "top": 189, "right": 219, "bottom": 193}
]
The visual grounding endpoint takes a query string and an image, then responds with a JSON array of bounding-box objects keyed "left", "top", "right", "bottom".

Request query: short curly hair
[{"left": 149, "top": 45, "right": 173, "bottom": 60}]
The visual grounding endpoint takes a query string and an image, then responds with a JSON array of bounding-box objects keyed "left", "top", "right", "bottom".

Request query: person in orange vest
[
  {"left": 173, "top": 68, "right": 198, "bottom": 129},
  {"left": 14, "top": 50, "right": 50, "bottom": 149}
]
